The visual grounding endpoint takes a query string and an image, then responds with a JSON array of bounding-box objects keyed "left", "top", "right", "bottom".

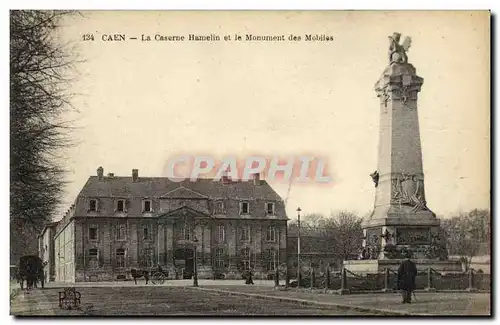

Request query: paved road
[
  {"left": 10, "top": 286, "right": 370, "bottom": 316},
  {"left": 209, "top": 285, "right": 491, "bottom": 316}
]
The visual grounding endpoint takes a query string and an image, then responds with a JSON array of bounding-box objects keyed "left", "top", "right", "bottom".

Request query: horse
[
  {"left": 18, "top": 256, "right": 44, "bottom": 290},
  {"left": 130, "top": 269, "right": 150, "bottom": 284}
]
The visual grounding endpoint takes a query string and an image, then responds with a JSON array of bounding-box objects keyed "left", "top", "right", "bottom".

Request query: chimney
[
  {"left": 132, "top": 169, "right": 139, "bottom": 182},
  {"left": 253, "top": 173, "right": 261, "bottom": 185},
  {"left": 97, "top": 166, "right": 104, "bottom": 180},
  {"left": 221, "top": 170, "right": 231, "bottom": 184}
]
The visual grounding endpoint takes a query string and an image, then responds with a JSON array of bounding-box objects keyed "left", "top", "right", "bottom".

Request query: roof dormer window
[
  {"left": 240, "top": 201, "right": 249, "bottom": 215},
  {"left": 89, "top": 199, "right": 98, "bottom": 212},
  {"left": 266, "top": 202, "right": 275, "bottom": 215},
  {"left": 143, "top": 199, "right": 152, "bottom": 212},
  {"left": 117, "top": 200, "right": 124, "bottom": 212}
]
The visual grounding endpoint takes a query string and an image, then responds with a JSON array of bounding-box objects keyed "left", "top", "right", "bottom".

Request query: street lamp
[
  {"left": 193, "top": 236, "right": 199, "bottom": 287},
  {"left": 296, "top": 207, "right": 301, "bottom": 287}
]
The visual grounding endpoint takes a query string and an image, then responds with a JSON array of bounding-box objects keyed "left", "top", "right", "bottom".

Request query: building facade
[
  {"left": 38, "top": 221, "right": 59, "bottom": 282},
  {"left": 53, "top": 167, "right": 288, "bottom": 282}
]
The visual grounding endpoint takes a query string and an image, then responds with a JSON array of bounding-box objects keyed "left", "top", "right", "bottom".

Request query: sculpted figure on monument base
[
  {"left": 370, "top": 170, "right": 379, "bottom": 187},
  {"left": 391, "top": 174, "right": 428, "bottom": 212},
  {"left": 388, "top": 32, "right": 412, "bottom": 64}
]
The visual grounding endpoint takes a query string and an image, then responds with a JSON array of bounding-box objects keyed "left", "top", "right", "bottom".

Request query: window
[
  {"left": 116, "top": 224, "right": 126, "bottom": 240},
  {"left": 240, "top": 201, "right": 249, "bottom": 214},
  {"left": 241, "top": 247, "right": 251, "bottom": 271},
  {"left": 143, "top": 200, "right": 152, "bottom": 212},
  {"left": 266, "top": 202, "right": 275, "bottom": 215},
  {"left": 116, "top": 248, "right": 126, "bottom": 268},
  {"left": 88, "top": 248, "right": 99, "bottom": 269},
  {"left": 143, "top": 248, "right": 154, "bottom": 267},
  {"left": 116, "top": 200, "right": 125, "bottom": 212},
  {"left": 214, "top": 201, "right": 225, "bottom": 214},
  {"left": 267, "top": 249, "right": 277, "bottom": 271},
  {"left": 266, "top": 226, "right": 276, "bottom": 242},
  {"left": 143, "top": 226, "right": 150, "bottom": 240},
  {"left": 89, "top": 227, "right": 98, "bottom": 241},
  {"left": 182, "top": 224, "right": 192, "bottom": 241},
  {"left": 89, "top": 199, "right": 97, "bottom": 212},
  {"left": 240, "top": 225, "right": 250, "bottom": 242},
  {"left": 217, "top": 225, "right": 225, "bottom": 243},
  {"left": 215, "top": 248, "right": 225, "bottom": 268}
]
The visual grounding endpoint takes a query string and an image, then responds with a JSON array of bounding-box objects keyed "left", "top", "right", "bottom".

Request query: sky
[{"left": 54, "top": 11, "right": 490, "bottom": 221}]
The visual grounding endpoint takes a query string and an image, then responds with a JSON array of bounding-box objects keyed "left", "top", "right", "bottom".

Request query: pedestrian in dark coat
[
  {"left": 397, "top": 252, "right": 418, "bottom": 303},
  {"left": 274, "top": 267, "right": 280, "bottom": 287},
  {"left": 245, "top": 269, "right": 254, "bottom": 285}
]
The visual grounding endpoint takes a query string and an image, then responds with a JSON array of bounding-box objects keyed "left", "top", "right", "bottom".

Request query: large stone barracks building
[{"left": 52, "top": 167, "right": 288, "bottom": 282}]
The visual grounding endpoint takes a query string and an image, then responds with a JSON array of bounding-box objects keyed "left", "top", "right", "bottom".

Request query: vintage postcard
[{"left": 9, "top": 10, "right": 491, "bottom": 316}]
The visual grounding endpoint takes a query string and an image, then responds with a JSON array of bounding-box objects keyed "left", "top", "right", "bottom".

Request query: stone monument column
[{"left": 364, "top": 32, "right": 440, "bottom": 260}]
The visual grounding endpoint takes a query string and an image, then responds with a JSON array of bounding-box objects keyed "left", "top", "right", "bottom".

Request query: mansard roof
[{"left": 78, "top": 176, "right": 284, "bottom": 202}]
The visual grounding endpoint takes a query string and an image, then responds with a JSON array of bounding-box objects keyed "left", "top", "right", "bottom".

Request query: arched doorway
[{"left": 174, "top": 248, "right": 194, "bottom": 279}]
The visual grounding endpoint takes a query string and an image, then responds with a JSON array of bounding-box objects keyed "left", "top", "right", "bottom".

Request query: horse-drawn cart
[
  {"left": 17, "top": 255, "right": 45, "bottom": 290},
  {"left": 130, "top": 267, "right": 169, "bottom": 285},
  {"left": 150, "top": 270, "right": 167, "bottom": 285}
]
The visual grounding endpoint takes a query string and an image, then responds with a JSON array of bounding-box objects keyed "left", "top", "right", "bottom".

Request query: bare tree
[
  {"left": 10, "top": 10, "right": 78, "bottom": 262},
  {"left": 288, "top": 213, "right": 327, "bottom": 229},
  {"left": 288, "top": 211, "right": 363, "bottom": 261},
  {"left": 327, "top": 211, "right": 363, "bottom": 261}
]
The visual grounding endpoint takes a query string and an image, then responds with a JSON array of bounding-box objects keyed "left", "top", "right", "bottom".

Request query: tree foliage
[
  {"left": 10, "top": 10, "right": 77, "bottom": 261},
  {"left": 441, "top": 209, "right": 490, "bottom": 267}
]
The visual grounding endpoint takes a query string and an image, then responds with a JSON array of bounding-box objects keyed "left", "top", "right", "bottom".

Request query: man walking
[
  {"left": 245, "top": 269, "right": 254, "bottom": 285},
  {"left": 397, "top": 251, "right": 418, "bottom": 303}
]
